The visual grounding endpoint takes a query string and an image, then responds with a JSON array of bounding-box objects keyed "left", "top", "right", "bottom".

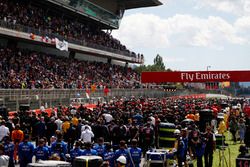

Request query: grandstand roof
[{"left": 123, "top": 0, "right": 163, "bottom": 10}]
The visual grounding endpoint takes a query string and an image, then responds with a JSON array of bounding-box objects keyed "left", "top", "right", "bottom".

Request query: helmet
[
  {"left": 174, "top": 129, "right": 181, "bottom": 134},
  {"left": 117, "top": 156, "right": 127, "bottom": 164}
]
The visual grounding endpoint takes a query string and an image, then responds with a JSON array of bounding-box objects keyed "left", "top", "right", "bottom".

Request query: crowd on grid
[
  {"left": 0, "top": 97, "right": 249, "bottom": 167},
  {"left": 0, "top": 47, "right": 141, "bottom": 89},
  {"left": 0, "top": 0, "right": 143, "bottom": 58}
]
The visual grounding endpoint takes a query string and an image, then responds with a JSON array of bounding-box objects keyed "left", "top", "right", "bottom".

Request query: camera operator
[
  {"left": 190, "top": 132, "right": 206, "bottom": 167},
  {"left": 204, "top": 126, "right": 216, "bottom": 167}
]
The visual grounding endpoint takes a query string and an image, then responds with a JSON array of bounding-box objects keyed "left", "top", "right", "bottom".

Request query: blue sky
[{"left": 113, "top": 0, "right": 250, "bottom": 71}]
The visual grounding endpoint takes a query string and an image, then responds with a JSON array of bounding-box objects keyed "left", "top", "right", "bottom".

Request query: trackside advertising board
[{"left": 141, "top": 71, "right": 250, "bottom": 83}]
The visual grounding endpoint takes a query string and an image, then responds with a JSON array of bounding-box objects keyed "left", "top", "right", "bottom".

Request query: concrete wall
[
  {"left": 17, "top": 42, "right": 69, "bottom": 58},
  {"left": 75, "top": 52, "right": 107, "bottom": 63}
]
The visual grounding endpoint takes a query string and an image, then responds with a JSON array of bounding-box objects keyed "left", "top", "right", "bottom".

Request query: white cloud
[
  {"left": 163, "top": 57, "right": 185, "bottom": 63},
  {"left": 113, "top": 13, "right": 248, "bottom": 50},
  {"left": 113, "top": 13, "right": 170, "bottom": 49},
  {"left": 196, "top": 0, "right": 250, "bottom": 16},
  {"left": 235, "top": 16, "right": 250, "bottom": 31}
]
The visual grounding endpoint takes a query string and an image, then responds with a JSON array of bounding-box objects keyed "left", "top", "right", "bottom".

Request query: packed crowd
[
  {"left": 0, "top": 97, "right": 249, "bottom": 167},
  {"left": 0, "top": 0, "right": 142, "bottom": 58},
  {"left": 0, "top": 47, "right": 141, "bottom": 89}
]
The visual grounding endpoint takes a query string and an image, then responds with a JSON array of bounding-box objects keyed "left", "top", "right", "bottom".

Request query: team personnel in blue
[
  {"left": 128, "top": 139, "right": 142, "bottom": 167},
  {"left": 51, "top": 132, "right": 68, "bottom": 161},
  {"left": 33, "top": 139, "right": 49, "bottom": 161},
  {"left": 193, "top": 136, "right": 206, "bottom": 167},
  {"left": 82, "top": 142, "right": 97, "bottom": 156},
  {"left": 18, "top": 134, "right": 35, "bottom": 167},
  {"left": 3, "top": 136, "right": 15, "bottom": 167},
  {"left": 93, "top": 137, "right": 106, "bottom": 158},
  {"left": 70, "top": 141, "right": 83, "bottom": 163},
  {"left": 174, "top": 129, "right": 188, "bottom": 166},
  {"left": 114, "top": 140, "right": 129, "bottom": 167},
  {"left": 103, "top": 143, "right": 115, "bottom": 167}
]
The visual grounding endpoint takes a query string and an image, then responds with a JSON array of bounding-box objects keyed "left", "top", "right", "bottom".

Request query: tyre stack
[
  {"left": 158, "top": 122, "right": 176, "bottom": 148},
  {"left": 73, "top": 156, "right": 103, "bottom": 167}
]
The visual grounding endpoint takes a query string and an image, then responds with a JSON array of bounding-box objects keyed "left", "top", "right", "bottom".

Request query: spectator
[
  {"left": 0, "top": 47, "right": 140, "bottom": 89},
  {"left": 238, "top": 118, "right": 246, "bottom": 144},
  {"left": 142, "top": 122, "right": 154, "bottom": 155},
  {"left": 0, "top": 0, "right": 139, "bottom": 57},
  {"left": 55, "top": 117, "right": 63, "bottom": 131},
  {"left": 0, "top": 144, "right": 9, "bottom": 167},
  {"left": 46, "top": 117, "right": 57, "bottom": 146},
  {"left": 66, "top": 124, "right": 78, "bottom": 151},
  {"left": 0, "top": 121, "right": 10, "bottom": 142},
  {"left": 229, "top": 117, "right": 238, "bottom": 144},
  {"left": 80, "top": 126, "right": 94, "bottom": 143},
  {"left": 36, "top": 117, "right": 46, "bottom": 143}
]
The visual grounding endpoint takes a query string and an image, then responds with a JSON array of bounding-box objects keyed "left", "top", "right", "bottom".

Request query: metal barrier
[
  {"left": 0, "top": 89, "right": 176, "bottom": 111},
  {"left": 0, "top": 88, "right": 223, "bottom": 111}
]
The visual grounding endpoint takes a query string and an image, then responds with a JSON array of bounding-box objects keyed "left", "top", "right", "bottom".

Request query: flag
[{"left": 55, "top": 38, "right": 68, "bottom": 51}]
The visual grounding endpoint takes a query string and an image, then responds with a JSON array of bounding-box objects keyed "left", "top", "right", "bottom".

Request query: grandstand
[
  {"left": 0, "top": 0, "right": 162, "bottom": 64},
  {"left": 0, "top": 0, "right": 162, "bottom": 110}
]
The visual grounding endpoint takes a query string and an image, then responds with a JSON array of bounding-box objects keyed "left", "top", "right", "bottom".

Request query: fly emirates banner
[{"left": 141, "top": 71, "right": 250, "bottom": 83}]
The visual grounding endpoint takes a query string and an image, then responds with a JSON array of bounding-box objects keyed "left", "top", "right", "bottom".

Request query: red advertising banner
[{"left": 141, "top": 71, "right": 250, "bottom": 83}]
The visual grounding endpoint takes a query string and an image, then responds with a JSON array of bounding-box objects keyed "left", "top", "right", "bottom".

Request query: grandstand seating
[
  {"left": 0, "top": 0, "right": 142, "bottom": 58},
  {"left": 0, "top": 47, "right": 141, "bottom": 89}
]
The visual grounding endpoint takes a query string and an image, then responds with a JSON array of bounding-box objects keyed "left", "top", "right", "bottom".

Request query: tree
[
  {"left": 153, "top": 54, "right": 165, "bottom": 71},
  {"left": 135, "top": 54, "right": 169, "bottom": 73}
]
